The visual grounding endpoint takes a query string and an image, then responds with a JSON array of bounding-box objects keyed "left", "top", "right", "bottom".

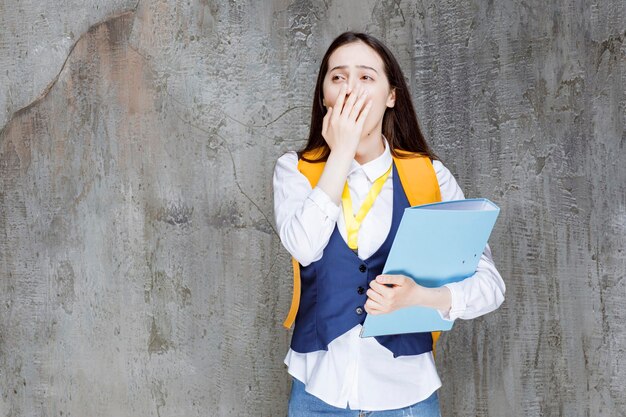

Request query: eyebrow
[{"left": 329, "top": 65, "right": 379, "bottom": 74}]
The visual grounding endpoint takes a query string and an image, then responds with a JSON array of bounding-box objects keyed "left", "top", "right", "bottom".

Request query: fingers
[
  {"left": 366, "top": 282, "right": 393, "bottom": 315},
  {"left": 364, "top": 298, "right": 386, "bottom": 315},
  {"left": 334, "top": 85, "right": 368, "bottom": 120},
  {"left": 369, "top": 279, "right": 393, "bottom": 297},
  {"left": 376, "top": 274, "right": 407, "bottom": 286},
  {"left": 349, "top": 89, "right": 369, "bottom": 120},
  {"left": 355, "top": 99, "right": 373, "bottom": 128},
  {"left": 366, "top": 276, "right": 417, "bottom": 315},
  {"left": 342, "top": 85, "right": 361, "bottom": 117},
  {"left": 332, "top": 84, "right": 348, "bottom": 122},
  {"left": 322, "top": 106, "right": 332, "bottom": 138},
  {"left": 366, "top": 287, "right": 385, "bottom": 305}
]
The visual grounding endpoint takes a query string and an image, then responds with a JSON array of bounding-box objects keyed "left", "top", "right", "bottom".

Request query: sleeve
[
  {"left": 432, "top": 160, "right": 506, "bottom": 321},
  {"left": 273, "top": 152, "right": 341, "bottom": 266}
]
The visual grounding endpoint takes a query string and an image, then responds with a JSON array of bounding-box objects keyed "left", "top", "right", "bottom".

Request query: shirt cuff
[
  {"left": 436, "top": 308, "right": 453, "bottom": 322},
  {"left": 442, "top": 283, "right": 467, "bottom": 322},
  {"left": 308, "top": 186, "right": 341, "bottom": 221}
]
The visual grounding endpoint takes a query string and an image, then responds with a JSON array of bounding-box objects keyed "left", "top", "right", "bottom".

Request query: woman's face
[{"left": 322, "top": 41, "right": 396, "bottom": 136}]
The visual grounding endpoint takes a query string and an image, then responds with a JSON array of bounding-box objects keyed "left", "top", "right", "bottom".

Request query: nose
[
  {"left": 346, "top": 81, "right": 355, "bottom": 95},
  {"left": 345, "top": 80, "right": 362, "bottom": 96}
]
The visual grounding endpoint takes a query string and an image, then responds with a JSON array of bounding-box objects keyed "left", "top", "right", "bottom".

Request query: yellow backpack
[{"left": 283, "top": 149, "right": 443, "bottom": 354}]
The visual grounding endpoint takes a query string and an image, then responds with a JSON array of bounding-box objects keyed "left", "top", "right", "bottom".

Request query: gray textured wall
[{"left": 1, "top": 1, "right": 624, "bottom": 416}]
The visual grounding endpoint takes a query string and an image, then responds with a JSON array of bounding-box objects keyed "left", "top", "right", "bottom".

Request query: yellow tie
[{"left": 341, "top": 165, "right": 392, "bottom": 250}]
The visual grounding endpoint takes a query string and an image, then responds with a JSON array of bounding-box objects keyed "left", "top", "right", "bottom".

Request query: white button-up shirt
[{"left": 273, "top": 140, "right": 506, "bottom": 411}]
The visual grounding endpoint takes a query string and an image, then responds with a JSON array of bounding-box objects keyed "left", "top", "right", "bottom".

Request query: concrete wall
[{"left": 1, "top": 1, "right": 624, "bottom": 416}]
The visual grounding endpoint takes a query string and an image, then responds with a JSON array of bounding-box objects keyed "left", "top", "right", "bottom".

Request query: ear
[{"left": 386, "top": 88, "right": 396, "bottom": 108}]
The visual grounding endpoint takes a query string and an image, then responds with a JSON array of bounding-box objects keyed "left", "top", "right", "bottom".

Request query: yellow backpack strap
[
  {"left": 283, "top": 151, "right": 326, "bottom": 329},
  {"left": 392, "top": 152, "right": 443, "bottom": 356},
  {"left": 283, "top": 257, "right": 302, "bottom": 329},
  {"left": 392, "top": 152, "right": 442, "bottom": 205}
]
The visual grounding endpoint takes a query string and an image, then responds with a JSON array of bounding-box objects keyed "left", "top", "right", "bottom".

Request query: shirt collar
[{"left": 349, "top": 137, "right": 393, "bottom": 182}]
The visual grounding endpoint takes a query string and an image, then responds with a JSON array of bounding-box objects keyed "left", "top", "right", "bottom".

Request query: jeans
[{"left": 287, "top": 378, "right": 442, "bottom": 417}]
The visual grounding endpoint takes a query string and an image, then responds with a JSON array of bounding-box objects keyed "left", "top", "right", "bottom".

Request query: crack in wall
[
  {"left": 0, "top": 2, "right": 141, "bottom": 140},
  {"left": 164, "top": 99, "right": 279, "bottom": 237},
  {"left": 222, "top": 105, "right": 309, "bottom": 129}
]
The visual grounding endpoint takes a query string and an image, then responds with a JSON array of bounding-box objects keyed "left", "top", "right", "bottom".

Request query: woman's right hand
[
  {"left": 315, "top": 84, "right": 373, "bottom": 204},
  {"left": 321, "top": 84, "right": 373, "bottom": 157}
]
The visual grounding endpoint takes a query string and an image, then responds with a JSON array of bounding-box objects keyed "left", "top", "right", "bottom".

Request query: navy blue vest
[{"left": 290, "top": 162, "right": 433, "bottom": 358}]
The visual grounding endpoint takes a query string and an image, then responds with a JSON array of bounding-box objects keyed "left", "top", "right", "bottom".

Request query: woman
[{"left": 273, "top": 32, "right": 505, "bottom": 416}]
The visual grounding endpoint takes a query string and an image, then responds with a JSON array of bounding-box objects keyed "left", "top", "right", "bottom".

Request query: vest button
[
  {"left": 356, "top": 307, "right": 364, "bottom": 315},
  {"left": 357, "top": 286, "right": 365, "bottom": 295},
  {"left": 359, "top": 264, "right": 367, "bottom": 273}
]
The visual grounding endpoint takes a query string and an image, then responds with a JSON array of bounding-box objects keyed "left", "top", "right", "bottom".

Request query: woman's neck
[{"left": 354, "top": 129, "right": 385, "bottom": 165}]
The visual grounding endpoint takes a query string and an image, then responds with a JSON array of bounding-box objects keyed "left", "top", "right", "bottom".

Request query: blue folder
[{"left": 360, "top": 198, "right": 500, "bottom": 337}]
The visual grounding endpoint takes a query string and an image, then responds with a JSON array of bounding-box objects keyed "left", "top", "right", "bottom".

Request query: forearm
[
  {"left": 411, "top": 247, "right": 505, "bottom": 321},
  {"left": 316, "top": 148, "right": 356, "bottom": 204},
  {"left": 412, "top": 285, "right": 452, "bottom": 314},
  {"left": 442, "top": 245, "right": 505, "bottom": 320}
]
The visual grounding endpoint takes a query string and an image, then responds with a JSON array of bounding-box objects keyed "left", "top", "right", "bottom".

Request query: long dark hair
[{"left": 299, "top": 32, "right": 438, "bottom": 162}]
